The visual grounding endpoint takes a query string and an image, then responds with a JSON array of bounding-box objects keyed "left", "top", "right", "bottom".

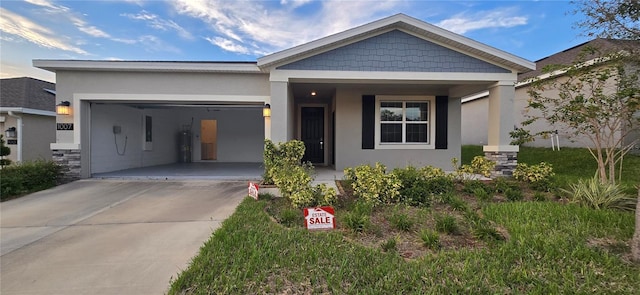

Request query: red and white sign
[
  {"left": 304, "top": 206, "right": 335, "bottom": 230},
  {"left": 248, "top": 182, "right": 259, "bottom": 200}
]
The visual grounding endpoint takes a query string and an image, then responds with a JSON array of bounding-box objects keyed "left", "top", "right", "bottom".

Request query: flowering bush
[{"left": 344, "top": 162, "right": 401, "bottom": 205}]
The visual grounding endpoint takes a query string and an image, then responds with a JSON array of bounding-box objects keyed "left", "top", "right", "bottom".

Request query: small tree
[
  {"left": 523, "top": 48, "right": 640, "bottom": 184},
  {"left": 0, "top": 135, "right": 11, "bottom": 167}
]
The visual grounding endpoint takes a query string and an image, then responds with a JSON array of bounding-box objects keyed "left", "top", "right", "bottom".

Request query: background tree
[
  {"left": 525, "top": 49, "right": 640, "bottom": 184},
  {"left": 572, "top": 0, "right": 640, "bottom": 263}
]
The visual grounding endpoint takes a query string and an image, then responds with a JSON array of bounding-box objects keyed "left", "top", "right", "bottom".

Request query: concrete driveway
[{"left": 0, "top": 179, "right": 247, "bottom": 295}]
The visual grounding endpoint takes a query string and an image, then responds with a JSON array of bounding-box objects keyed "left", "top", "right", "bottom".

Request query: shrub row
[{"left": 1, "top": 160, "right": 62, "bottom": 200}]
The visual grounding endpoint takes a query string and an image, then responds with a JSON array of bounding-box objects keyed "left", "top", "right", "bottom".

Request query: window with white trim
[{"left": 375, "top": 96, "right": 435, "bottom": 149}]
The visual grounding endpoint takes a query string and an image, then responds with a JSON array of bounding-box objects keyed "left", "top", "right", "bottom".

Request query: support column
[
  {"left": 269, "top": 81, "right": 293, "bottom": 143},
  {"left": 484, "top": 82, "right": 519, "bottom": 177}
]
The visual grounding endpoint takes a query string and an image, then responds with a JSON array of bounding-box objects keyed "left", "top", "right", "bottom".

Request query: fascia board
[{"left": 33, "top": 60, "right": 262, "bottom": 74}]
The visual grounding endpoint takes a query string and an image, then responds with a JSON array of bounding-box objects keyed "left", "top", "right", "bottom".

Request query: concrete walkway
[{"left": 0, "top": 179, "right": 247, "bottom": 295}]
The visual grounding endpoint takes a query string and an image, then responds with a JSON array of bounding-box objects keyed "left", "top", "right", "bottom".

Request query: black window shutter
[
  {"left": 435, "top": 96, "right": 448, "bottom": 149},
  {"left": 362, "top": 95, "right": 375, "bottom": 149}
]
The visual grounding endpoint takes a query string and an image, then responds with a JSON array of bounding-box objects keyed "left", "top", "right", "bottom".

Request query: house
[
  {"left": 0, "top": 77, "right": 56, "bottom": 163},
  {"left": 33, "top": 14, "right": 535, "bottom": 180},
  {"left": 462, "top": 38, "right": 640, "bottom": 153}
]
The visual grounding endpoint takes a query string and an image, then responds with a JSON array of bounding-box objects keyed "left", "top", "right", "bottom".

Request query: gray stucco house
[
  {"left": 0, "top": 77, "right": 56, "bottom": 163},
  {"left": 462, "top": 38, "right": 640, "bottom": 152},
  {"left": 34, "top": 14, "right": 534, "bottom": 179}
]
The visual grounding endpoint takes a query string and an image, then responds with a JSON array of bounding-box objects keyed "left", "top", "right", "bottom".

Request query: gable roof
[
  {"left": 257, "top": 14, "right": 535, "bottom": 73},
  {"left": 0, "top": 77, "right": 56, "bottom": 112},
  {"left": 519, "top": 38, "right": 640, "bottom": 81}
]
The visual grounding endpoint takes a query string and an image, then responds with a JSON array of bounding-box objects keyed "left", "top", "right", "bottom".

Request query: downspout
[{"left": 7, "top": 111, "right": 22, "bottom": 162}]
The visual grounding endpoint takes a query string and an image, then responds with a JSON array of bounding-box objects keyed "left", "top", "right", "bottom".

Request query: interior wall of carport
[
  {"left": 90, "top": 104, "right": 178, "bottom": 174},
  {"left": 334, "top": 86, "right": 461, "bottom": 171},
  {"left": 178, "top": 108, "right": 264, "bottom": 162}
]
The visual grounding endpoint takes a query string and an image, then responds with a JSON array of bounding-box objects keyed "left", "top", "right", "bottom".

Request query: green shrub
[
  {"left": 420, "top": 229, "right": 440, "bottom": 250},
  {"left": 393, "top": 166, "right": 456, "bottom": 206},
  {"left": 0, "top": 160, "right": 61, "bottom": 200},
  {"left": 381, "top": 237, "right": 397, "bottom": 252},
  {"left": 456, "top": 156, "right": 496, "bottom": 178},
  {"left": 513, "top": 162, "right": 556, "bottom": 192},
  {"left": 493, "top": 177, "right": 519, "bottom": 193},
  {"left": 344, "top": 163, "right": 401, "bottom": 205},
  {"left": 341, "top": 201, "right": 373, "bottom": 232},
  {"left": 473, "top": 188, "right": 492, "bottom": 202},
  {"left": 446, "top": 195, "right": 469, "bottom": 211},
  {"left": 265, "top": 140, "right": 336, "bottom": 208},
  {"left": 462, "top": 180, "right": 493, "bottom": 195},
  {"left": 505, "top": 188, "right": 524, "bottom": 202},
  {"left": 388, "top": 210, "right": 413, "bottom": 231},
  {"left": 435, "top": 214, "right": 460, "bottom": 235},
  {"left": 564, "top": 177, "right": 635, "bottom": 211}
]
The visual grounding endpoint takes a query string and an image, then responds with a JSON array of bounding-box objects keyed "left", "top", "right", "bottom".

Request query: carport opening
[{"left": 89, "top": 101, "right": 264, "bottom": 178}]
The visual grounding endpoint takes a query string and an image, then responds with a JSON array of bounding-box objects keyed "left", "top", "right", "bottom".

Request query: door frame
[{"left": 297, "top": 104, "right": 329, "bottom": 166}]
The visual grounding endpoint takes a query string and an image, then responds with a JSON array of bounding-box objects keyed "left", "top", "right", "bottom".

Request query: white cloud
[
  {"left": 26, "top": 0, "right": 112, "bottom": 39},
  {"left": 0, "top": 8, "right": 87, "bottom": 54},
  {"left": 138, "top": 35, "right": 181, "bottom": 54},
  {"left": 436, "top": 8, "right": 528, "bottom": 34},
  {"left": 121, "top": 11, "right": 194, "bottom": 40},
  {"left": 170, "top": 0, "right": 405, "bottom": 55},
  {"left": 205, "top": 37, "right": 249, "bottom": 54},
  {"left": 280, "top": 0, "right": 313, "bottom": 8}
]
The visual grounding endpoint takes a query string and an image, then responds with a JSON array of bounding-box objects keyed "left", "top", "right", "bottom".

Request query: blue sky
[{"left": 1, "top": 0, "right": 590, "bottom": 83}]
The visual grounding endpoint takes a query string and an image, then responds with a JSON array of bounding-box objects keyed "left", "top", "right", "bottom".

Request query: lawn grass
[
  {"left": 169, "top": 146, "right": 640, "bottom": 294},
  {"left": 169, "top": 198, "right": 639, "bottom": 294},
  {"left": 462, "top": 145, "right": 640, "bottom": 189}
]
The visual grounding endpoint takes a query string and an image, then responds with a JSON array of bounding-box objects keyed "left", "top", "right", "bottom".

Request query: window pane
[
  {"left": 406, "top": 102, "right": 428, "bottom": 121},
  {"left": 380, "top": 102, "right": 402, "bottom": 121},
  {"left": 381, "top": 123, "right": 402, "bottom": 142},
  {"left": 406, "top": 123, "right": 428, "bottom": 143}
]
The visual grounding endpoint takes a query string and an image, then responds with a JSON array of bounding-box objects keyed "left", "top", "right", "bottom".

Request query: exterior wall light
[
  {"left": 263, "top": 103, "right": 271, "bottom": 117},
  {"left": 56, "top": 101, "right": 71, "bottom": 115},
  {"left": 5, "top": 127, "right": 17, "bottom": 139}
]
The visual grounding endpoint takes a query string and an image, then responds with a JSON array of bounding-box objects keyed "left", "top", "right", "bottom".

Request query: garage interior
[{"left": 88, "top": 101, "right": 264, "bottom": 179}]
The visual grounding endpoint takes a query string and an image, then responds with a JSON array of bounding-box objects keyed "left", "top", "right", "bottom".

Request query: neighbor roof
[
  {"left": 258, "top": 13, "right": 535, "bottom": 73},
  {"left": 519, "top": 38, "right": 640, "bottom": 81},
  {"left": 0, "top": 77, "right": 56, "bottom": 112}
]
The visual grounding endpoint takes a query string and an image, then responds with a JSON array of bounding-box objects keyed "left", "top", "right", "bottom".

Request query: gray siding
[
  {"left": 334, "top": 87, "right": 461, "bottom": 171},
  {"left": 279, "top": 30, "right": 510, "bottom": 73}
]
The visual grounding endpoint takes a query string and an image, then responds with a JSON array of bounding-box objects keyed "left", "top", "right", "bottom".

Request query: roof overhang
[
  {"left": 0, "top": 107, "right": 56, "bottom": 116},
  {"left": 33, "top": 60, "right": 263, "bottom": 74},
  {"left": 257, "top": 14, "right": 535, "bottom": 73}
]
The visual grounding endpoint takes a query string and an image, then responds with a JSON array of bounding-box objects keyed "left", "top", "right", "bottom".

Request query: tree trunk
[{"left": 632, "top": 188, "right": 640, "bottom": 263}]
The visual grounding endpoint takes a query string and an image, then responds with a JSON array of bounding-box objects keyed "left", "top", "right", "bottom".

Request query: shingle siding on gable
[{"left": 278, "top": 30, "right": 510, "bottom": 73}]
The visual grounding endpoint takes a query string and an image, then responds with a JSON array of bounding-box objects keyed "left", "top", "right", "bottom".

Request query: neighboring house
[
  {"left": 462, "top": 38, "right": 640, "bottom": 153},
  {"left": 34, "top": 14, "right": 534, "bottom": 180},
  {"left": 0, "top": 77, "right": 56, "bottom": 163}
]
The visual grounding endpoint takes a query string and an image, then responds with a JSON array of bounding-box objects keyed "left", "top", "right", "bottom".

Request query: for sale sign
[
  {"left": 304, "top": 206, "right": 335, "bottom": 230},
  {"left": 248, "top": 182, "right": 259, "bottom": 200}
]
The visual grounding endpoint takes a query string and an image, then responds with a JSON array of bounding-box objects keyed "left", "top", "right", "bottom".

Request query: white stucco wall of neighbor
[{"left": 334, "top": 86, "right": 461, "bottom": 171}]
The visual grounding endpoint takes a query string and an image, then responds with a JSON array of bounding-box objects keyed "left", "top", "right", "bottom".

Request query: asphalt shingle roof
[
  {"left": 0, "top": 77, "right": 56, "bottom": 112},
  {"left": 519, "top": 38, "right": 640, "bottom": 82}
]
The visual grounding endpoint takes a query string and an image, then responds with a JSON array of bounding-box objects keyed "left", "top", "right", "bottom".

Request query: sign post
[
  {"left": 248, "top": 182, "right": 259, "bottom": 200},
  {"left": 304, "top": 206, "right": 335, "bottom": 230}
]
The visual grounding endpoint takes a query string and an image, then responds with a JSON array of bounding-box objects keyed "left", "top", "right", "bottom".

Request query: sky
[{"left": 0, "top": 0, "right": 591, "bottom": 83}]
